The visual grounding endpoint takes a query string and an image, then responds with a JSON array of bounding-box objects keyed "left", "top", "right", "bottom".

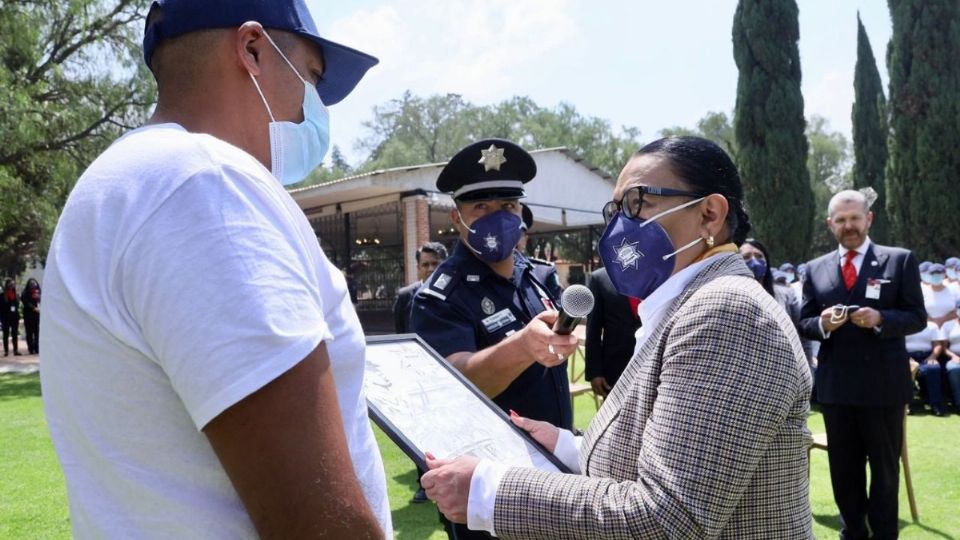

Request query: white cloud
[{"left": 326, "top": 0, "right": 579, "bottom": 101}]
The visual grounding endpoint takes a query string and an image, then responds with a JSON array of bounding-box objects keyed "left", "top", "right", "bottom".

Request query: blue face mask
[
  {"left": 745, "top": 258, "right": 767, "bottom": 281},
  {"left": 948, "top": 268, "right": 957, "bottom": 280},
  {"left": 250, "top": 32, "right": 331, "bottom": 186},
  {"left": 921, "top": 272, "right": 931, "bottom": 284},
  {"left": 598, "top": 196, "right": 705, "bottom": 299},
  {"left": 929, "top": 274, "right": 946, "bottom": 286},
  {"left": 460, "top": 210, "right": 524, "bottom": 263}
]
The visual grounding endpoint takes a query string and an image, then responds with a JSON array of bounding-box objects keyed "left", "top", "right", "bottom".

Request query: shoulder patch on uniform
[
  {"left": 481, "top": 296, "right": 496, "bottom": 315},
  {"left": 421, "top": 288, "right": 447, "bottom": 302},
  {"left": 434, "top": 273, "right": 452, "bottom": 290}
]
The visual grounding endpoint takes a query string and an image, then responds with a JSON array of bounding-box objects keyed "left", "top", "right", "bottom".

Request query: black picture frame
[{"left": 364, "top": 334, "right": 571, "bottom": 473}]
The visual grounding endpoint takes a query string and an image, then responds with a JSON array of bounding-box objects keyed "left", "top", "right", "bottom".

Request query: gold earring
[{"left": 705, "top": 235, "right": 715, "bottom": 248}]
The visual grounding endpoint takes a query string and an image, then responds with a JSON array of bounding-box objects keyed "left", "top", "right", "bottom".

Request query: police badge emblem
[
  {"left": 614, "top": 238, "right": 643, "bottom": 270},
  {"left": 483, "top": 233, "right": 500, "bottom": 252},
  {"left": 481, "top": 297, "right": 496, "bottom": 315}
]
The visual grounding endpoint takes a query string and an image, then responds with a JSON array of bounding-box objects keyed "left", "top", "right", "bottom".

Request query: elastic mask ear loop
[
  {"left": 249, "top": 73, "right": 276, "bottom": 122},
  {"left": 457, "top": 210, "right": 477, "bottom": 234},
  {"left": 662, "top": 237, "right": 704, "bottom": 261},
  {"left": 639, "top": 196, "right": 707, "bottom": 228},
  {"left": 262, "top": 31, "right": 309, "bottom": 85}
]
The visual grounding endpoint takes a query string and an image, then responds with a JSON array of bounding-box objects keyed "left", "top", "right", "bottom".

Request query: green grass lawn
[{"left": 2, "top": 372, "right": 958, "bottom": 539}]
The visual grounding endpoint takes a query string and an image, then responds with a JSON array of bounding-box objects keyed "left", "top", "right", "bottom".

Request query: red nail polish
[
  {"left": 509, "top": 409, "right": 518, "bottom": 417},
  {"left": 425, "top": 451, "right": 436, "bottom": 460}
]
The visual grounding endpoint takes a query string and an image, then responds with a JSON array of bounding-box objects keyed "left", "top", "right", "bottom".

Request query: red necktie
[
  {"left": 628, "top": 297, "right": 641, "bottom": 320},
  {"left": 842, "top": 250, "right": 858, "bottom": 290}
]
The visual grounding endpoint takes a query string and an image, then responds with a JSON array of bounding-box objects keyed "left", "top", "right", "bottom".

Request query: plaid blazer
[{"left": 493, "top": 253, "right": 813, "bottom": 539}]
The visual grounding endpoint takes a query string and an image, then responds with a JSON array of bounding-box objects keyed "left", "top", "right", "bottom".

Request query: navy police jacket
[{"left": 410, "top": 241, "right": 573, "bottom": 430}]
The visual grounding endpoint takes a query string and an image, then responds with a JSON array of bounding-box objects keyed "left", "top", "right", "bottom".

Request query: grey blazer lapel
[{"left": 579, "top": 253, "right": 751, "bottom": 471}]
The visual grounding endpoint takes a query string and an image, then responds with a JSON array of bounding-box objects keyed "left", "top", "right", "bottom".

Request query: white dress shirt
[{"left": 466, "top": 254, "right": 721, "bottom": 535}]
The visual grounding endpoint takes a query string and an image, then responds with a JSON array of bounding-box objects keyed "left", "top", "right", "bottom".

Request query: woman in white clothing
[
  {"left": 923, "top": 263, "right": 958, "bottom": 328},
  {"left": 939, "top": 303, "right": 960, "bottom": 413},
  {"left": 904, "top": 321, "right": 947, "bottom": 416}
]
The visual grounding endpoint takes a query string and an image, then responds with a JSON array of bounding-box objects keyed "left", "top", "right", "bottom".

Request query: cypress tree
[
  {"left": 851, "top": 14, "right": 889, "bottom": 243},
  {"left": 886, "top": 0, "right": 960, "bottom": 258},
  {"left": 732, "top": 0, "right": 813, "bottom": 262}
]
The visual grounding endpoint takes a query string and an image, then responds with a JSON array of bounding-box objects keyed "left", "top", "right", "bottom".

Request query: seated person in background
[
  {"left": 779, "top": 262, "right": 798, "bottom": 285},
  {"left": 904, "top": 321, "right": 947, "bottom": 416},
  {"left": 393, "top": 242, "right": 448, "bottom": 333},
  {"left": 924, "top": 263, "right": 958, "bottom": 328},
  {"left": 937, "top": 301, "right": 960, "bottom": 413},
  {"left": 584, "top": 267, "right": 641, "bottom": 398},
  {"left": 919, "top": 260, "right": 932, "bottom": 287},
  {"left": 945, "top": 257, "right": 960, "bottom": 296}
]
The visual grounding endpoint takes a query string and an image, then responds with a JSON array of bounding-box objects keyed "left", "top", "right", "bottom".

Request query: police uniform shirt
[
  {"left": 410, "top": 241, "right": 573, "bottom": 430},
  {"left": 528, "top": 256, "right": 562, "bottom": 298}
]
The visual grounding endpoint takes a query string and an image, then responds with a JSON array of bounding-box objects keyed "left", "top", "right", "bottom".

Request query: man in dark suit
[
  {"left": 800, "top": 190, "right": 926, "bottom": 540},
  {"left": 393, "top": 241, "right": 448, "bottom": 333},
  {"left": 585, "top": 267, "right": 641, "bottom": 397}
]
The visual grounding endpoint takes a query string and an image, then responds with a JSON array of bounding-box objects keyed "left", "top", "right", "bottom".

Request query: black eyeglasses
[{"left": 602, "top": 185, "right": 708, "bottom": 223}]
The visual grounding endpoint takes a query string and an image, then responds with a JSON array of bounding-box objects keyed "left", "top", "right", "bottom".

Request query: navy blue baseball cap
[{"left": 142, "top": 0, "right": 378, "bottom": 105}]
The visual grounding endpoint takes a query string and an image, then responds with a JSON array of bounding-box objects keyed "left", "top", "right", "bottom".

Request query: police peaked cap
[
  {"left": 521, "top": 204, "right": 534, "bottom": 230},
  {"left": 437, "top": 139, "right": 536, "bottom": 202}
]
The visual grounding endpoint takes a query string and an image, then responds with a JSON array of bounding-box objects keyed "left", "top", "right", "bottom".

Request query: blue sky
[{"left": 307, "top": 0, "right": 892, "bottom": 165}]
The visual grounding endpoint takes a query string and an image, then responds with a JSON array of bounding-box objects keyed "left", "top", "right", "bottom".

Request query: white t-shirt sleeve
[{"left": 121, "top": 165, "right": 331, "bottom": 429}]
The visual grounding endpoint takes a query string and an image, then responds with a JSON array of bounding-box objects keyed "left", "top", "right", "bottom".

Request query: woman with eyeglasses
[{"left": 422, "top": 137, "right": 813, "bottom": 538}]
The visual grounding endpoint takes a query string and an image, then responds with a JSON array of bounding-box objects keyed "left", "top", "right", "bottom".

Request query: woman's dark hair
[
  {"left": 742, "top": 238, "right": 774, "bottom": 296},
  {"left": 635, "top": 136, "right": 751, "bottom": 245}
]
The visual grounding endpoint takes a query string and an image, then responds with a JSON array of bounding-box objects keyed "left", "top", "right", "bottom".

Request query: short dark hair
[
  {"left": 416, "top": 242, "right": 448, "bottom": 263},
  {"left": 742, "top": 238, "right": 774, "bottom": 296},
  {"left": 635, "top": 136, "right": 751, "bottom": 245}
]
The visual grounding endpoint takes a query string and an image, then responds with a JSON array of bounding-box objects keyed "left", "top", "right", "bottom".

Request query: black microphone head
[{"left": 561, "top": 284, "right": 594, "bottom": 318}]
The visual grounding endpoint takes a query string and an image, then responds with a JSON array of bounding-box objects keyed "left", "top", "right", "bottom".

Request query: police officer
[
  {"left": 410, "top": 140, "right": 577, "bottom": 538},
  {"left": 519, "top": 203, "right": 563, "bottom": 295}
]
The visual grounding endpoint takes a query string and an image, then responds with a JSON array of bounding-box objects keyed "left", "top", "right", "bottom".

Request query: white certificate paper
[{"left": 364, "top": 336, "right": 567, "bottom": 473}]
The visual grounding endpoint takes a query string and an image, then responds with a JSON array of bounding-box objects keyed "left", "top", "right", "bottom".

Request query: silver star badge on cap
[{"left": 479, "top": 144, "right": 507, "bottom": 171}]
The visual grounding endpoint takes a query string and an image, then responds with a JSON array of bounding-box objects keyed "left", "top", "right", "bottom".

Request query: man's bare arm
[{"left": 204, "top": 342, "right": 383, "bottom": 539}]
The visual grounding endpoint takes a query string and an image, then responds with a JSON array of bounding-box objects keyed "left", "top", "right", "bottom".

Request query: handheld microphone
[{"left": 552, "top": 284, "right": 595, "bottom": 335}]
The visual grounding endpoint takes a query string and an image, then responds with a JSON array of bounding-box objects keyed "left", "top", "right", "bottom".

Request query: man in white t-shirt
[{"left": 40, "top": 1, "right": 391, "bottom": 538}]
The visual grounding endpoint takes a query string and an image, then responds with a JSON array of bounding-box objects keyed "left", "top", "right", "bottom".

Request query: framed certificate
[{"left": 364, "top": 334, "right": 571, "bottom": 473}]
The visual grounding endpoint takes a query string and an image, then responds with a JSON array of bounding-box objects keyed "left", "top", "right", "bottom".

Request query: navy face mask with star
[
  {"left": 598, "top": 197, "right": 705, "bottom": 300},
  {"left": 461, "top": 210, "right": 524, "bottom": 263}
]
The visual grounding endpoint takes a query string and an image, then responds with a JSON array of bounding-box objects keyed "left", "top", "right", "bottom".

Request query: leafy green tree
[
  {"left": 0, "top": 0, "right": 152, "bottom": 275},
  {"left": 732, "top": 0, "right": 813, "bottom": 262},
  {"left": 806, "top": 116, "right": 852, "bottom": 256},
  {"left": 851, "top": 13, "right": 889, "bottom": 243},
  {"left": 660, "top": 111, "right": 738, "bottom": 162},
  {"left": 885, "top": 0, "right": 960, "bottom": 258},
  {"left": 349, "top": 93, "right": 642, "bottom": 180}
]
